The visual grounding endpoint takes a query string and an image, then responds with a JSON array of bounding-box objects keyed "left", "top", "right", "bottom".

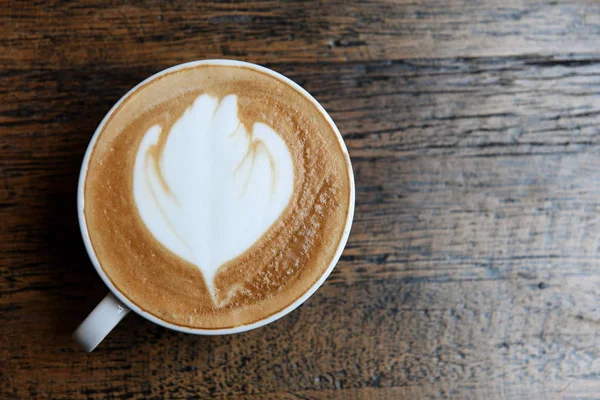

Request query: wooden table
[{"left": 3, "top": 1, "right": 600, "bottom": 398}]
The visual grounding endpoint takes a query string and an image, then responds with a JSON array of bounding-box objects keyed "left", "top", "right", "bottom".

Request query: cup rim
[{"left": 77, "top": 59, "right": 355, "bottom": 335}]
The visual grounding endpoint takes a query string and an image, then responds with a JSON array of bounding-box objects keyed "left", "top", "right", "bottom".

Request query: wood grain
[
  {"left": 3, "top": 0, "right": 600, "bottom": 399},
  {"left": 3, "top": 0, "right": 600, "bottom": 69}
]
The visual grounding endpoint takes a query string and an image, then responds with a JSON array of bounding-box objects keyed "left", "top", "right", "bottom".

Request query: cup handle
[{"left": 72, "top": 292, "right": 130, "bottom": 352}]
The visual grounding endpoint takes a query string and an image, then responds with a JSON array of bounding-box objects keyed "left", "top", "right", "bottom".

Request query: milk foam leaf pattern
[{"left": 133, "top": 94, "right": 294, "bottom": 303}]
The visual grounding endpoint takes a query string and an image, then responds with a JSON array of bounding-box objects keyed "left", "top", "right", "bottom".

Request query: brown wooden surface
[{"left": 2, "top": 1, "right": 600, "bottom": 399}]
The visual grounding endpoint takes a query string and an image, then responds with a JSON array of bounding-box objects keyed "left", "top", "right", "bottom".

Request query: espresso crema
[{"left": 84, "top": 63, "right": 352, "bottom": 329}]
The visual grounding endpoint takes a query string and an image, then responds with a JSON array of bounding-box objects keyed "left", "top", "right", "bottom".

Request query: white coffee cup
[{"left": 72, "top": 60, "right": 355, "bottom": 352}]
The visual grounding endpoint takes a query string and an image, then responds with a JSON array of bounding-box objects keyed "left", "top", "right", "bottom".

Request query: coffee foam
[
  {"left": 134, "top": 93, "right": 294, "bottom": 300},
  {"left": 84, "top": 64, "right": 351, "bottom": 329}
]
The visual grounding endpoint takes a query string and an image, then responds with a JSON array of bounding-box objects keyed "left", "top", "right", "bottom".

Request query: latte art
[
  {"left": 134, "top": 94, "right": 294, "bottom": 301},
  {"left": 84, "top": 63, "right": 352, "bottom": 329}
]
